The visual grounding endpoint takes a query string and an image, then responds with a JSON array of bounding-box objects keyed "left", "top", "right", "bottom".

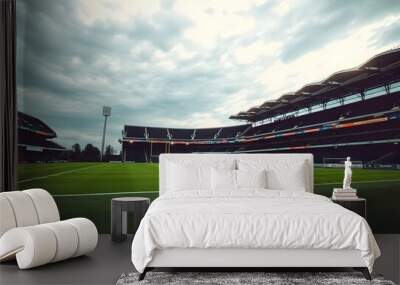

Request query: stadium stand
[
  {"left": 122, "top": 48, "right": 400, "bottom": 167},
  {"left": 18, "top": 112, "right": 56, "bottom": 137},
  {"left": 18, "top": 112, "right": 65, "bottom": 162},
  {"left": 218, "top": 125, "right": 250, "bottom": 138},
  {"left": 194, "top": 127, "right": 221, "bottom": 139},
  {"left": 147, "top": 127, "right": 169, "bottom": 139},
  {"left": 169, "top": 128, "right": 195, "bottom": 140},
  {"left": 124, "top": 126, "right": 146, "bottom": 138},
  {"left": 246, "top": 90, "right": 400, "bottom": 136}
]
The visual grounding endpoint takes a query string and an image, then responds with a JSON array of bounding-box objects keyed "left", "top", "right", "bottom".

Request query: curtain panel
[{"left": 0, "top": 0, "right": 17, "bottom": 192}]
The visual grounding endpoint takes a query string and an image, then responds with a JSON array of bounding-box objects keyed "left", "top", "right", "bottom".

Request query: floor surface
[{"left": 0, "top": 234, "right": 399, "bottom": 285}]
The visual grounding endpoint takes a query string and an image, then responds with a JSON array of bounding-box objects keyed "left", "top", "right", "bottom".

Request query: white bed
[{"left": 131, "top": 153, "right": 380, "bottom": 280}]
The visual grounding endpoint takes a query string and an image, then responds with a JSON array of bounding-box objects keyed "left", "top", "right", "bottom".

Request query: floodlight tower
[{"left": 100, "top": 106, "right": 111, "bottom": 161}]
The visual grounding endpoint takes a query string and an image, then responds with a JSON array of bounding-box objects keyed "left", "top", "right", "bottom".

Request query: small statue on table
[
  {"left": 343, "top": 156, "right": 353, "bottom": 190},
  {"left": 332, "top": 157, "right": 357, "bottom": 199}
]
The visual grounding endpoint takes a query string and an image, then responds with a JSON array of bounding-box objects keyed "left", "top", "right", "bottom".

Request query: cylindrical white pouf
[
  {"left": 23, "top": 189, "right": 60, "bottom": 224},
  {"left": 0, "top": 226, "right": 57, "bottom": 269},
  {"left": 1, "top": 191, "right": 39, "bottom": 227},
  {"left": 0, "top": 196, "right": 17, "bottom": 237},
  {"left": 65, "top": 218, "right": 98, "bottom": 257},
  {"left": 42, "top": 221, "right": 79, "bottom": 262}
]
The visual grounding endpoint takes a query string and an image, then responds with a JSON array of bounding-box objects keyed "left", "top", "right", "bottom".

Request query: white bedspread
[{"left": 131, "top": 190, "right": 380, "bottom": 273}]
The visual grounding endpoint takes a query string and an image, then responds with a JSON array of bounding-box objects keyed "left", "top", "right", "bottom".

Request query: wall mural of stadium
[{"left": 16, "top": 0, "right": 400, "bottom": 233}]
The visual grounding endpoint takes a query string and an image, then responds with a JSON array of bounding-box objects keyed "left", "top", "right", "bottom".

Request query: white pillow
[
  {"left": 238, "top": 160, "right": 307, "bottom": 191},
  {"left": 167, "top": 160, "right": 236, "bottom": 192},
  {"left": 167, "top": 163, "right": 210, "bottom": 191},
  {"left": 236, "top": 169, "right": 267, "bottom": 189},
  {"left": 211, "top": 168, "right": 236, "bottom": 191}
]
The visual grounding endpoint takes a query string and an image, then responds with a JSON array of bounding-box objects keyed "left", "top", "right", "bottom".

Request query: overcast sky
[{"left": 16, "top": 0, "right": 400, "bottom": 152}]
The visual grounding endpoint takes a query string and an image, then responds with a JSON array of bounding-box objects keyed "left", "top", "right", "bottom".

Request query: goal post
[
  {"left": 322, "top": 157, "right": 364, "bottom": 168},
  {"left": 149, "top": 142, "right": 171, "bottom": 163}
]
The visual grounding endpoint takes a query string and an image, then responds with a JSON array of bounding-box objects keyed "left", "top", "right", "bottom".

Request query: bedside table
[
  {"left": 111, "top": 197, "right": 150, "bottom": 242},
  {"left": 331, "top": 198, "right": 366, "bottom": 219}
]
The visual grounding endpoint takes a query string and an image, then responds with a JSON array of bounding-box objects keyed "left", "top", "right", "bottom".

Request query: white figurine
[{"left": 343, "top": 157, "right": 352, "bottom": 190}]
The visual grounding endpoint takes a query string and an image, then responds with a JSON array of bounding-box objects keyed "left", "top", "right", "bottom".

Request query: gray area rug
[{"left": 116, "top": 272, "right": 395, "bottom": 285}]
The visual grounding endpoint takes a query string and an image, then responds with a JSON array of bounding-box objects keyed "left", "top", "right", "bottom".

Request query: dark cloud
[
  {"left": 129, "top": 13, "right": 191, "bottom": 51},
  {"left": 16, "top": 0, "right": 244, "bottom": 150},
  {"left": 16, "top": 0, "right": 399, "bottom": 151}
]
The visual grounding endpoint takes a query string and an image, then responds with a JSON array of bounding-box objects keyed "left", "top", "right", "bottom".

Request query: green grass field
[
  {"left": 18, "top": 162, "right": 400, "bottom": 233},
  {"left": 18, "top": 163, "right": 160, "bottom": 195}
]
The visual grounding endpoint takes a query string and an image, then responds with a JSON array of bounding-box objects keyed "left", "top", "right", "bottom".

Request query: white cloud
[
  {"left": 173, "top": 0, "right": 255, "bottom": 49},
  {"left": 157, "top": 58, "right": 177, "bottom": 71},
  {"left": 234, "top": 41, "right": 281, "bottom": 64},
  {"left": 188, "top": 112, "right": 226, "bottom": 128},
  {"left": 75, "top": 0, "right": 162, "bottom": 27},
  {"left": 170, "top": 44, "right": 197, "bottom": 61},
  {"left": 272, "top": 1, "right": 293, "bottom": 16},
  {"left": 130, "top": 41, "right": 157, "bottom": 59},
  {"left": 153, "top": 112, "right": 227, "bottom": 128},
  {"left": 258, "top": 15, "right": 400, "bottom": 96},
  {"left": 214, "top": 90, "right": 255, "bottom": 117}
]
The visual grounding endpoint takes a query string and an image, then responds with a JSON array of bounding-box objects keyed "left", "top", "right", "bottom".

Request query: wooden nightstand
[{"left": 331, "top": 198, "right": 366, "bottom": 219}]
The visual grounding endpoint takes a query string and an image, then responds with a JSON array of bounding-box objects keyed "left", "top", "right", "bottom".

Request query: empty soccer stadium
[
  {"left": 122, "top": 48, "right": 400, "bottom": 166},
  {"left": 16, "top": 48, "right": 400, "bottom": 238}
]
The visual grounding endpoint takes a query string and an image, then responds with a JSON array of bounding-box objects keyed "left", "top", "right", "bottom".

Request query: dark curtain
[{"left": 0, "top": 0, "right": 17, "bottom": 192}]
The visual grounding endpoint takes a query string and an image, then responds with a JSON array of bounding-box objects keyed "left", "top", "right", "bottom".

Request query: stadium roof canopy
[
  {"left": 230, "top": 47, "right": 400, "bottom": 122},
  {"left": 18, "top": 112, "right": 57, "bottom": 138}
]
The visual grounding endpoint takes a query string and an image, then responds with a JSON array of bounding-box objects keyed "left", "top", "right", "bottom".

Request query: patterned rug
[{"left": 116, "top": 271, "right": 395, "bottom": 285}]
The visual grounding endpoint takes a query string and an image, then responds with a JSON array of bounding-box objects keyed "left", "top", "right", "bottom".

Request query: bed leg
[
  {"left": 354, "top": 267, "right": 371, "bottom": 280},
  {"left": 138, "top": 268, "right": 148, "bottom": 281}
]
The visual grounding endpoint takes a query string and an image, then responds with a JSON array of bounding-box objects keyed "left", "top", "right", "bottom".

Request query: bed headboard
[{"left": 159, "top": 153, "right": 314, "bottom": 195}]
